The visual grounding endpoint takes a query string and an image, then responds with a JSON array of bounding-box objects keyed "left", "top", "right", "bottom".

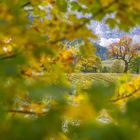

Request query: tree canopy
[{"left": 108, "top": 36, "right": 140, "bottom": 72}]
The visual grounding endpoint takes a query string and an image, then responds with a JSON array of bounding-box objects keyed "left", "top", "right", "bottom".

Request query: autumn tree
[
  {"left": 108, "top": 36, "right": 140, "bottom": 72},
  {"left": 76, "top": 56, "right": 101, "bottom": 72}
]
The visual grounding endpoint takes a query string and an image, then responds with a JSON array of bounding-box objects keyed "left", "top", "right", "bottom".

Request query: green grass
[{"left": 68, "top": 73, "right": 138, "bottom": 88}]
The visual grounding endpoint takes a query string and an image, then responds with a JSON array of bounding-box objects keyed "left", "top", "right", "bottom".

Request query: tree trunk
[
  {"left": 124, "top": 61, "right": 128, "bottom": 73},
  {"left": 136, "top": 68, "right": 139, "bottom": 74}
]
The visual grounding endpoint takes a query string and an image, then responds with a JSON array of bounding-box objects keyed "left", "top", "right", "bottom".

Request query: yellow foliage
[
  {"left": 44, "top": 132, "right": 69, "bottom": 140},
  {"left": 100, "top": 0, "right": 113, "bottom": 7},
  {"left": 0, "top": 3, "right": 13, "bottom": 21},
  {"left": 64, "top": 93, "right": 96, "bottom": 122},
  {"left": 112, "top": 75, "right": 140, "bottom": 106}
]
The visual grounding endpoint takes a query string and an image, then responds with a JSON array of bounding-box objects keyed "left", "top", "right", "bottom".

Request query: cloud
[
  {"left": 99, "top": 35, "right": 140, "bottom": 48},
  {"left": 99, "top": 38, "right": 119, "bottom": 47},
  {"left": 132, "top": 35, "right": 140, "bottom": 44}
]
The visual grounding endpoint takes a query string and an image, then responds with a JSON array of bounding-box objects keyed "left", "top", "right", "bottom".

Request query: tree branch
[
  {"left": 21, "top": 2, "right": 31, "bottom": 8},
  {"left": 74, "top": 0, "right": 118, "bottom": 30},
  {"left": 0, "top": 53, "right": 18, "bottom": 60},
  {"left": 7, "top": 109, "right": 44, "bottom": 115},
  {"left": 0, "top": 50, "right": 22, "bottom": 61},
  {"left": 110, "top": 87, "right": 140, "bottom": 102},
  {"left": 50, "top": 0, "right": 118, "bottom": 44}
]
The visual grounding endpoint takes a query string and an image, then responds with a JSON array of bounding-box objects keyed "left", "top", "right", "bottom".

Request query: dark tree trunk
[
  {"left": 136, "top": 68, "right": 139, "bottom": 74},
  {"left": 124, "top": 61, "right": 129, "bottom": 73}
]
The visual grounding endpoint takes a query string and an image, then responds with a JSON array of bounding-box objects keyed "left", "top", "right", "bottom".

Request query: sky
[
  {"left": 74, "top": 10, "right": 140, "bottom": 48},
  {"left": 26, "top": 4, "right": 140, "bottom": 48},
  {"left": 89, "top": 20, "right": 140, "bottom": 47}
]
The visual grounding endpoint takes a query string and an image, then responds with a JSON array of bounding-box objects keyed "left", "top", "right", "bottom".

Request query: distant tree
[
  {"left": 130, "top": 56, "right": 140, "bottom": 74},
  {"left": 101, "top": 66, "right": 111, "bottom": 73},
  {"left": 108, "top": 36, "right": 140, "bottom": 72},
  {"left": 111, "top": 60, "right": 124, "bottom": 73},
  {"left": 76, "top": 56, "right": 101, "bottom": 73}
]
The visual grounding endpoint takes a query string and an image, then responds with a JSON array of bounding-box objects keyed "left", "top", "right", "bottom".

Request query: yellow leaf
[{"left": 100, "top": 0, "right": 113, "bottom": 7}]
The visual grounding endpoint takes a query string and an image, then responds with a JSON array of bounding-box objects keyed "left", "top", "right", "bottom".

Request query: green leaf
[
  {"left": 56, "top": 0, "right": 67, "bottom": 12},
  {"left": 33, "top": 46, "right": 53, "bottom": 58},
  {"left": 84, "top": 82, "right": 115, "bottom": 110},
  {"left": 125, "top": 98, "right": 140, "bottom": 124},
  {"left": 106, "top": 18, "right": 118, "bottom": 28},
  {"left": 0, "top": 53, "right": 26, "bottom": 76},
  {"left": 70, "top": 1, "right": 81, "bottom": 11},
  {"left": 70, "top": 123, "right": 133, "bottom": 140},
  {"left": 27, "top": 81, "right": 70, "bottom": 101}
]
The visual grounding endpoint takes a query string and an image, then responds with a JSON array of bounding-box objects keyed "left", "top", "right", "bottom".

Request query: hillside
[{"left": 94, "top": 43, "right": 108, "bottom": 60}]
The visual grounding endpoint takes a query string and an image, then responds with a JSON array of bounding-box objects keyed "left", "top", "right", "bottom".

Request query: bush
[{"left": 111, "top": 60, "right": 124, "bottom": 73}]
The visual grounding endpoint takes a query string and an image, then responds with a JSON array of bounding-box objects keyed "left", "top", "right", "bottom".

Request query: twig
[
  {"left": 21, "top": 2, "right": 31, "bottom": 8},
  {"left": 0, "top": 49, "right": 22, "bottom": 61},
  {"left": 110, "top": 87, "right": 140, "bottom": 102},
  {"left": 7, "top": 109, "right": 44, "bottom": 115},
  {"left": 0, "top": 53, "right": 18, "bottom": 60},
  {"left": 49, "top": 0, "right": 118, "bottom": 44},
  {"left": 74, "top": 0, "right": 118, "bottom": 30}
]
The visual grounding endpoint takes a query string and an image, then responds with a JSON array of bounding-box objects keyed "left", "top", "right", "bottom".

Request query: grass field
[{"left": 68, "top": 73, "right": 138, "bottom": 88}]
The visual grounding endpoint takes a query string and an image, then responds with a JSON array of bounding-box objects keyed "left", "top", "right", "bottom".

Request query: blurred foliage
[
  {"left": 111, "top": 60, "right": 124, "bottom": 73},
  {"left": 0, "top": 0, "right": 140, "bottom": 139},
  {"left": 101, "top": 66, "right": 111, "bottom": 73},
  {"left": 75, "top": 55, "right": 101, "bottom": 73},
  {"left": 129, "top": 56, "right": 140, "bottom": 74}
]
